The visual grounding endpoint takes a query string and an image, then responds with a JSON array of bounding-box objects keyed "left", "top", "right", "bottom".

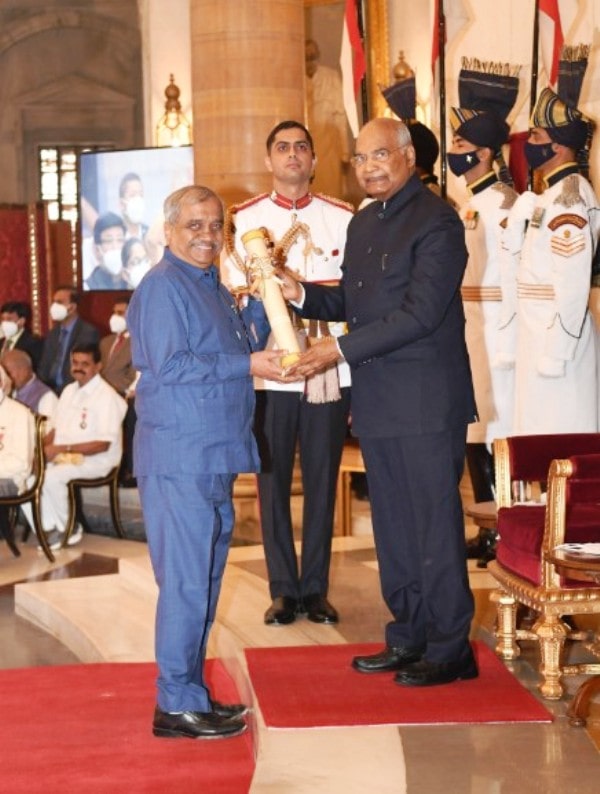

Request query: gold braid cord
[
  {"left": 274, "top": 220, "right": 340, "bottom": 405},
  {"left": 229, "top": 214, "right": 341, "bottom": 405},
  {"left": 224, "top": 206, "right": 246, "bottom": 275}
]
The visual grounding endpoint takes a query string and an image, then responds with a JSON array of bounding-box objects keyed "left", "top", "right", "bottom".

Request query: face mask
[
  {"left": 128, "top": 259, "right": 151, "bottom": 289},
  {"left": 125, "top": 196, "right": 145, "bottom": 225},
  {"left": 524, "top": 141, "right": 555, "bottom": 170},
  {"left": 447, "top": 150, "right": 479, "bottom": 177},
  {"left": 109, "top": 313, "right": 127, "bottom": 334},
  {"left": 103, "top": 248, "right": 123, "bottom": 275},
  {"left": 1, "top": 320, "right": 19, "bottom": 339},
  {"left": 50, "top": 302, "right": 68, "bottom": 322}
]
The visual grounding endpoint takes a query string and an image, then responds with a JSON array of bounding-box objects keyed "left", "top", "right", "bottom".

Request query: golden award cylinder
[{"left": 241, "top": 228, "right": 301, "bottom": 368}]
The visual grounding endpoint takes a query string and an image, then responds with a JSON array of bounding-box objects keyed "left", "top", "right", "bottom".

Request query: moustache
[{"left": 72, "top": 369, "right": 85, "bottom": 375}]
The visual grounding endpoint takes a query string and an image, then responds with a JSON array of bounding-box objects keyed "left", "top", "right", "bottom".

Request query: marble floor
[{"left": 1, "top": 485, "right": 599, "bottom": 793}]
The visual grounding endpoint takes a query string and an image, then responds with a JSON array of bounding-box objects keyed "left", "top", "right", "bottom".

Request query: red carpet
[
  {"left": 245, "top": 642, "right": 553, "bottom": 728},
  {"left": 1, "top": 660, "right": 254, "bottom": 793}
]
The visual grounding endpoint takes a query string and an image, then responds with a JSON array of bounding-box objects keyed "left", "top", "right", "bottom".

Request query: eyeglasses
[{"left": 350, "top": 146, "right": 406, "bottom": 168}]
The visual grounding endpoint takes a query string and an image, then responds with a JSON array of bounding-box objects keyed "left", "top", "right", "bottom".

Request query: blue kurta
[
  {"left": 127, "top": 247, "right": 264, "bottom": 712},
  {"left": 128, "top": 248, "right": 262, "bottom": 475}
]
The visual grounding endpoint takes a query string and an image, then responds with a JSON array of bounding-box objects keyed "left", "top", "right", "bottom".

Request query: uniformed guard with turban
[
  {"left": 447, "top": 58, "right": 521, "bottom": 566},
  {"left": 381, "top": 74, "right": 444, "bottom": 198},
  {"left": 504, "top": 44, "right": 600, "bottom": 437}
]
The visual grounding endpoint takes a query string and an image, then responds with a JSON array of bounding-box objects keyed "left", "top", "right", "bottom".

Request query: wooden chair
[
  {"left": 335, "top": 438, "right": 366, "bottom": 536},
  {"left": 488, "top": 434, "right": 600, "bottom": 699},
  {"left": 62, "top": 465, "right": 127, "bottom": 548},
  {"left": 0, "top": 413, "right": 54, "bottom": 562}
]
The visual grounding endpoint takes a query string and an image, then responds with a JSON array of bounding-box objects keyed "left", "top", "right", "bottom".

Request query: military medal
[
  {"left": 463, "top": 209, "right": 479, "bottom": 230},
  {"left": 529, "top": 207, "right": 545, "bottom": 228}
]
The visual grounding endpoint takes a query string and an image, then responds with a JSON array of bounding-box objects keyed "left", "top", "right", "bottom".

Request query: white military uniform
[
  {"left": 460, "top": 173, "right": 517, "bottom": 445},
  {"left": 222, "top": 190, "right": 353, "bottom": 603},
  {"left": 504, "top": 165, "right": 600, "bottom": 434},
  {"left": 222, "top": 191, "right": 353, "bottom": 393}
]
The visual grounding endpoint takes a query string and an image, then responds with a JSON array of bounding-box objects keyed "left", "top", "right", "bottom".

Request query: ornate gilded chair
[
  {"left": 0, "top": 413, "right": 53, "bottom": 562},
  {"left": 62, "top": 466, "right": 127, "bottom": 547},
  {"left": 488, "top": 434, "right": 600, "bottom": 699}
]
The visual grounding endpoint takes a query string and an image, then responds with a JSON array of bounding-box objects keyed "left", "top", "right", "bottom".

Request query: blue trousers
[{"left": 137, "top": 473, "right": 235, "bottom": 712}]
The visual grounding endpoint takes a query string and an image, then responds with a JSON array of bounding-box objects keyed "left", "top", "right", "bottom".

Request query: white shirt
[
  {"left": 52, "top": 374, "right": 127, "bottom": 469},
  {"left": 0, "top": 394, "right": 34, "bottom": 492}
]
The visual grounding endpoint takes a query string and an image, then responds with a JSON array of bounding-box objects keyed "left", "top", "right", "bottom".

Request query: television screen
[{"left": 79, "top": 145, "right": 194, "bottom": 291}]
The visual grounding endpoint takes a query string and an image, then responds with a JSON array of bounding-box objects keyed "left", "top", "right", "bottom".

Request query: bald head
[
  {"left": 353, "top": 118, "right": 416, "bottom": 201},
  {"left": 2, "top": 348, "right": 33, "bottom": 389}
]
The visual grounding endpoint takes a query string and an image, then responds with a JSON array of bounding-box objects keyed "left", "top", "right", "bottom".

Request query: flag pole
[
  {"left": 528, "top": 0, "right": 540, "bottom": 189},
  {"left": 438, "top": 0, "right": 447, "bottom": 199},
  {"left": 358, "top": 0, "right": 369, "bottom": 123}
]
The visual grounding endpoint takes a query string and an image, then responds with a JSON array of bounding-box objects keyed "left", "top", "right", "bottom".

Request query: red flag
[
  {"left": 340, "top": 0, "right": 366, "bottom": 137},
  {"left": 539, "top": 0, "right": 564, "bottom": 87}
]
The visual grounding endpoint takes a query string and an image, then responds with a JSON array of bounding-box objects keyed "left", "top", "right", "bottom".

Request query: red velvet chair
[{"left": 488, "top": 434, "right": 600, "bottom": 699}]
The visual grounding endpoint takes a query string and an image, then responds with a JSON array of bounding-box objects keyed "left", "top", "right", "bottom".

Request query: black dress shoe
[
  {"left": 352, "top": 645, "right": 424, "bottom": 674},
  {"left": 302, "top": 594, "right": 339, "bottom": 624},
  {"left": 152, "top": 707, "right": 247, "bottom": 739},
  {"left": 467, "top": 528, "right": 497, "bottom": 564},
  {"left": 264, "top": 596, "right": 298, "bottom": 625},
  {"left": 394, "top": 649, "right": 478, "bottom": 687},
  {"left": 211, "top": 700, "right": 250, "bottom": 719}
]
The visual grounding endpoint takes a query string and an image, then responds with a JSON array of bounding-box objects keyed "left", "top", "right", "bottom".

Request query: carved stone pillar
[{"left": 190, "top": 0, "right": 305, "bottom": 206}]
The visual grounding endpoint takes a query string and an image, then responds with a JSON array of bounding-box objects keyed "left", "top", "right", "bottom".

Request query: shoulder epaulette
[
  {"left": 224, "top": 194, "right": 270, "bottom": 266},
  {"left": 229, "top": 193, "right": 270, "bottom": 216},
  {"left": 492, "top": 182, "right": 518, "bottom": 211},
  {"left": 554, "top": 174, "right": 584, "bottom": 209},
  {"left": 314, "top": 192, "right": 355, "bottom": 214}
]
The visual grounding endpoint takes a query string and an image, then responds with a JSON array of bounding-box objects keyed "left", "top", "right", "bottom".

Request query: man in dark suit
[
  {"left": 37, "top": 286, "right": 99, "bottom": 394},
  {"left": 99, "top": 297, "right": 137, "bottom": 486},
  {"left": 284, "top": 117, "right": 478, "bottom": 687},
  {"left": 0, "top": 301, "right": 42, "bottom": 370}
]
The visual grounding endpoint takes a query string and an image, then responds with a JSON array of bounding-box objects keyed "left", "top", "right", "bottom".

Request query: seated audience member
[
  {"left": 37, "top": 343, "right": 127, "bottom": 551},
  {"left": 0, "top": 301, "right": 42, "bottom": 370},
  {"left": 86, "top": 212, "right": 128, "bottom": 290},
  {"left": 38, "top": 286, "right": 100, "bottom": 394},
  {"left": 2, "top": 349, "right": 58, "bottom": 420},
  {"left": 0, "top": 365, "right": 35, "bottom": 548},
  {"left": 100, "top": 298, "right": 138, "bottom": 486},
  {"left": 121, "top": 237, "right": 152, "bottom": 290}
]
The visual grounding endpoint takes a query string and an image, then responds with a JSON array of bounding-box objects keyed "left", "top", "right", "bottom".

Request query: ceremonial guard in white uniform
[
  {"left": 447, "top": 59, "right": 521, "bottom": 564},
  {"left": 504, "top": 46, "right": 600, "bottom": 435},
  {"left": 222, "top": 120, "right": 353, "bottom": 626}
]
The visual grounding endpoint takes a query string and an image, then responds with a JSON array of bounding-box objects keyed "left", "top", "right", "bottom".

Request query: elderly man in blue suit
[{"left": 128, "top": 185, "right": 287, "bottom": 740}]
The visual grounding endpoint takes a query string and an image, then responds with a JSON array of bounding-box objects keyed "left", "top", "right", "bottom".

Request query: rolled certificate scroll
[{"left": 241, "top": 228, "right": 301, "bottom": 368}]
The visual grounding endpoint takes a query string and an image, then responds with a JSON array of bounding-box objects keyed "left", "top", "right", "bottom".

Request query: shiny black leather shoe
[
  {"left": 394, "top": 649, "right": 478, "bottom": 687},
  {"left": 211, "top": 700, "right": 250, "bottom": 719},
  {"left": 264, "top": 596, "right": 298, "bottom": 625},
  {"left": 352, "top": 645, "right": 424, "bottom": 674},
  {"left": 152, "top": 707, "right": 247, "bottom": 739},
  {"left": 302, "top": 594, "right": 339, "bottom": 624}
]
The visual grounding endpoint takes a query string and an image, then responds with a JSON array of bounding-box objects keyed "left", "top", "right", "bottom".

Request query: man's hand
[
  {"left": 250, "top": 350, "right": 304, "bottom": 383},
  {"left": 275, "top": 268, "right": 304, "bottom": 303},
  {"left": 285, "top": 337, "right": 340, "bottom": 378},
  {"left": 44, "top": 442, "right": 60, "bottom": 462}
]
